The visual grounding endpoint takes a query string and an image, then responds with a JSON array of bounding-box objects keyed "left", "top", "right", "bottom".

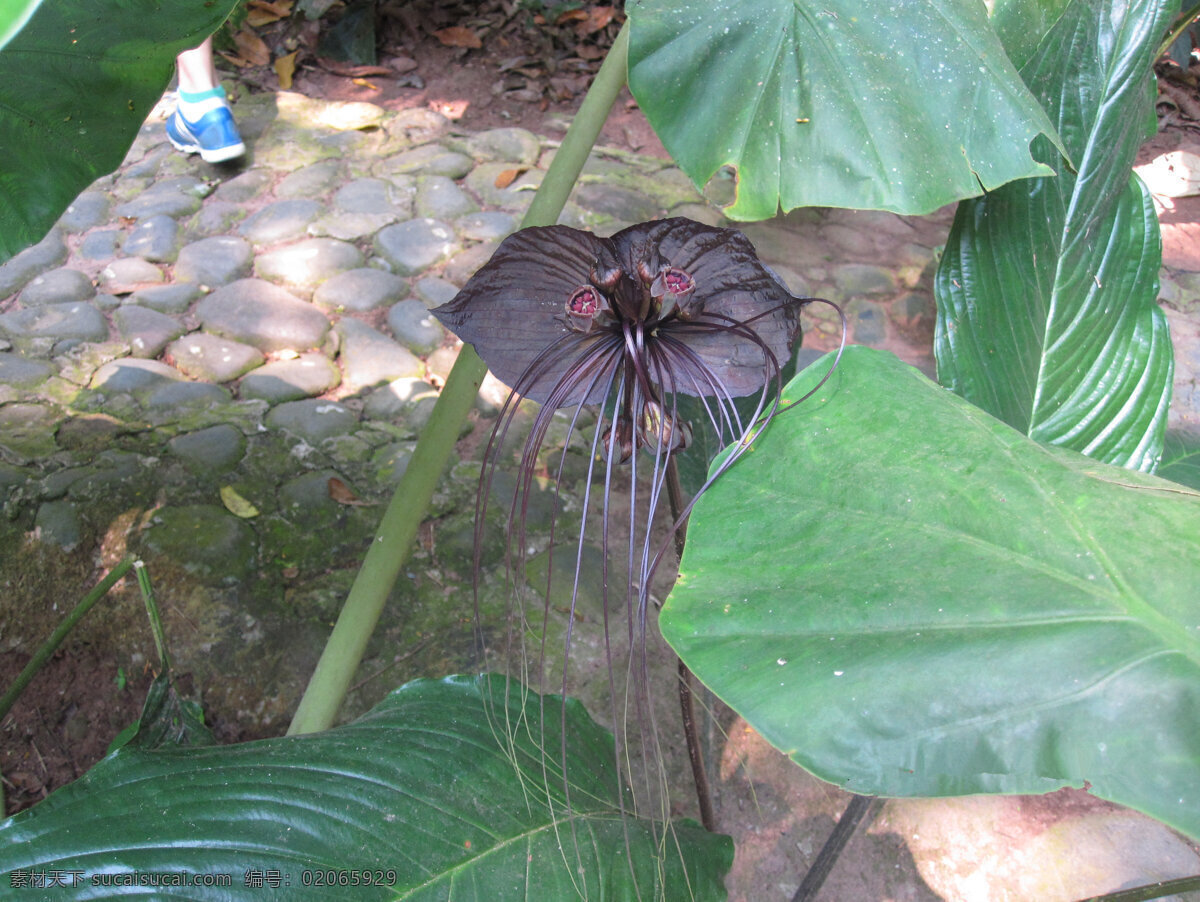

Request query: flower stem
[{"left": 287, "top": 20, "right": 633, "bottom": 735}]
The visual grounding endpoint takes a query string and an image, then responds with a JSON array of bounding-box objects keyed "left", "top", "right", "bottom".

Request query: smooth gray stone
[
  {"left": 213, "top": 169, "right": 273, "bottom": 203},
  {"left": 308, "top": 211, "right": 398, "bottom": 242},
  {"left": 376, "top": 144, "right": 473, "bottom": 178},
  {"left": 0, "top": 403, "right": 60, "bottom": 461},
  {"left": 58, "top": 191, "right": 111, "bottom": 232},
  {"left": 336, "top": 318, "right": 422, "bottom": 392},
  {"left": 374, "top": 218, "right": 459, "bottom": 276},
  {"left": 238, "top": 352, "right": 340, "bottom": 403},
  {"left": 19, "top": 268, "right": 95, "bottom": 307},
  {"left": 185, "top": 201, "right": 247, "bottom": 238},
  {"left": 833, "top": 263, "right": 896, "bottom": 296},
  {"left": 113, "top": 190, "right": 202, "bottom": 220},
  {"left": 175, "top": 235, "right": 254, "bottom": 287},
  {"left": 167, "top": 332, "right": 265, "bottom": 382},
  {"left": 0, "top": 302, "right": 108, "bottom": 343},
  {"left": 78, "top": 230, "right": 123, "bottom": 261},
  {"left": 128, "top": 282, "right": 202, "bottom": 314},
  {"left": 0, "top": 228, "right": 67, "bottom": 297},
  {"left": 363, "top": 377, "right": 437, "bottom": 420},
  {"left": 113, "top": 306, "right": 185, "bottom": 358},
  {"left": 415, "top": 175, "right": 478, "bottom": 219},
  {"left": 140, "top": 504, "right": 256, "bottom": 584},
  {"left": 237, "top": 199, "right": 322, "bottom": 245},
  {"left": 413, "top": 275, "right": 459, "bottom": 307},
  {"left": 387, "top": 299, "right": 444, "bottom": 354},
  {"left": 90, "top": 357, "right": 182, "bottom": 393},
  {"left": 98, "top": 257, "right": 165, "bottom": 288},
  {"left": 572, "top": 183, "right": 658, "bottom": 223},
  {"left": 0, "top": 352, "right": 55, "bottom": 388},
  {"left": 254, "top": 238, "right": 364, "bottom": 288},
  {"left": 196, "top": 279, "right": 331, "bottom": 352},
  {"left": 266, "top": 398, "right": 358, "bottom": 443},
  {"left": 277, "top": 468, "right": 349, "bottom": 515},
  {"left": 444, "top": 242, "right": 495, "bottom": 286},
  {"left": 465, "top": 127, "right": 540, "bottom": 165},
  {"left": 168, "top": 424, "right": 246, "bottom": 470},
  {"left": 457, "top": 211, "right": 518, "bottom": 242},
  {"left": 334, "top": 177, "right": 408, "bottom": 215},
  {"left": 121, "top": 213, "right": 179, "bottom": 262},
  {"left": 276, "top": 159, "right": 344, "bottom": 198},
  {"left": 143, "top": 379, "right": 232, "bottom": 409},
  {"left": 35, "top": 500, "right": 82, "bottom": 551},
  {"left": 168, "top": 422, "right": 244, "bottom": 467},
  {"left": 464, "top": 163, "right": 543, "bottom": 209},
  {"left": 847, "top": 299, "right": 889, "bottom": 345},
  {"left": 312, "top": 268, "right": 407, "bottom": 312}
]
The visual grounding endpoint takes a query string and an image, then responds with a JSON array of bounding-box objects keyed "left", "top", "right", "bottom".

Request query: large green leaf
[
  {"left": 0, "top": 674, "right": 731, "bottom": 899},
  {"left": 626, "top": 0, "right": 1064, "bottom": 219},
  {"left": 934, "top": 0, "right": 1175, "bottom": 471},
  {"left": 0, "top": 0, "right": 239, "bottom": 264},
  {"left": 661, "top": 347, "right": 1200, "bottom": 841},
  {"left": 0, "top": 0, "right": 41, "bottom": 52}
]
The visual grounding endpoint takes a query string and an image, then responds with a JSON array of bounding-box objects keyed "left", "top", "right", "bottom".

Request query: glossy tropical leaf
[
  {"left": 662, "top": 347, "right": 1200, "bottom": 841},
  {"left": 934, "top": 0, "right": 1175, "bottom": 472},
  {"left": 1158, "top": 430, "right": 1200, "bottom": 490},
  {"left": 626, "top": 0, "right": 1064, "bottom": 219},
  {"left": 0, "top": 674, "right": 730, "bottom": 899},
  {"left": 0, "top": 0, "right": 240, "bottom": 264},
  {"left": 0, "top": 0, "right": 40, "bottom": 52}
]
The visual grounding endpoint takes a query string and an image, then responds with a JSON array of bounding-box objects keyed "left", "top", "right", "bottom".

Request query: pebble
[
  {"left": 266, "top": 398, "right": 359, "bottom": 443},
  {"left": 122, "top": 213, "right": 179, "bottom": 262},
  {"left": 213, "top": 169, "right": 273, "bottom": 203},
  {"left": 90, "top": 358, "right": 183, "bottom": 393},
  {"left": 336, "top": 318, "right": 422, "bottom": 391},
  {"left": 140, "top": 504, "right": 257, "bottom": 584},
  {"left": 312, "top": 268, "right": 407, "bottom": 312},
  {"left": 0, "top": 352, "right": 56, "bottom": 388},
  {"left": 572, "top": 183, "right": 659, "bottom": 224},
  {"left": 129, "top": 283, "right": 202, "bottom": 314},
  {"left": 98, "top": 257, "right": 165, "bottom": 289},
  {"left": 197, "top": 279, "right": 331, "bottom": 352},
  {"left": 237, "top": 199, "right": 322, "bottom": 245},
  {"left": 168, "top": 423, "right": 246, "bottom": 470},
  {"left": 113, "top": 188, "right": 202, "bottom": 221},
  {"left": 415, "top": 175, "right": 478, "bottom": 219},
  {"left": 142, "top": 380, "right": 232, "bottom": 410},
  {"left": 254, "top": 238, "right": 364, "bottom": 288},
  {"left": 35, "top": 500, "right": 82, "bottom": 551},
  {"left": 175, "top": 236, "right": 254, "bottom": 287},
  {"left": 334, "top": 177, "right": 409, "bottom": 216},
  {"left": 0, "top": 229, "right": 67, "bottom": 297},
  {"left": 277, "top": 159, "right": 345, "bottom": 198},
  {"left": 0, "top": 403, "right": 59, "bottom": 461},
  {"left": 847, "top": 299, "right": 889, "bottom": 345},
  {"left": 465, "top": 127, "right": 541, "bottom": 165},
  {"left": 457, "top": 211, "right": 519, "bottom": 242},
  {"left": 834, "top": 263, "right": 896, "bottom": 297},
  {"left": 374, "top": 218, "right": 459, "bottom": 275},
  {"left": 464, "top": 164, "right": 542, "bottom": 209},
  {"left": 0, "top": 302, "right": 109, "bottom": 345},
  {"left": 19, "top": 268, "right": 96, "bottom": 307},
  {"left": 167, "top": 333, "right": 265, "bottom": 382},
  {"left": 376, "top": 144, "right": 474, "bottom": 179},
  {"left": 444, "top": 242, "right": 496, "bottom": 286},
  {"left": 387, "top": 300, "right": 445, "bottom": 354},
  {"left": 58, "top": 192, "right": 112, "bottom": 232},
  {"left": 112, "top": 305, "right": 185, "bottom": 358},
  {"left": 413, "top": 275, "right": 459, "bottom": 307},
  {"left": 78, "top": 230, "right": 123, "bottom": 261},
  {"left": 239, "top": 352, "right": 341, "bottom": 403},
  {"left": 363, "top": 377, "right": 438, "bottom": 420}
]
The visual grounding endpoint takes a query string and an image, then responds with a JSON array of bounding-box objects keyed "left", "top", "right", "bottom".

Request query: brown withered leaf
[
  {"left": 576, "top": 6, "right": 617, "bottom": 36},
  {"left": 494, "top": 167, "right": 528, "bottom": 189},
  {"left": 231, "top": 28, "right": 271, "bottom": 67},
  {"left": 433, "top": 26, "right": 482, "bottom": 49},
  {"left": 352, "top": 77, "right": 380, "bottom": 91},
  {"left": 328, "top": 477, "right": 375, "bottom": 506},
  {"left": 274, "top": 50, "right": 298, "bottom": 90},
  {"left": 247, "top": 0, "right": 293, "bottom": 27}
]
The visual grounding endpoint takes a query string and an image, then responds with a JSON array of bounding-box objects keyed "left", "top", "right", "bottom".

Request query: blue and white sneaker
[{"left": 166, "top": 104, "right": 245, "bottom": 164}]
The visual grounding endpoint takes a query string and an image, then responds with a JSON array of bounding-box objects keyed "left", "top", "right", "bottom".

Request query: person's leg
[{"left": 166, "top": 37, "right": 245, "bottom": 163}]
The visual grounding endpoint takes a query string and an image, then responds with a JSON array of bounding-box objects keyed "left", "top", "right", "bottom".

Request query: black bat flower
[{"left": 432, "top": 217, "right": 840, "bottom": 846}]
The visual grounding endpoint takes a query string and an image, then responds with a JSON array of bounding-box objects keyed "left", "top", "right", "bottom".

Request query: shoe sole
[{"left": 166, "top": 128, "right": 245, "bottom": 164}]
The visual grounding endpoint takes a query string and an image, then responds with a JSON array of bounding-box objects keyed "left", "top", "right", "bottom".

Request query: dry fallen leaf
[
  {"left": 220, "top": 485, "right": 260, "bottom": 519},
  {"left": 232, "top": 28, "right": 271, "bottom": 67},
  {"left": 274, "top": 50, "right": 298, "bottom": 90},
  {"left": 352, "top": 77, "right": 380, "bottom": 91},
  {"left": 576, "top": 6, "right": 617, "bottom": 36},
  {"left": 433, "top": 26, "right": 482, "bottom": 49},
  {"left": 328, "top": 477, "right": 374, "bottom": 506},
  {"left": 494, "top": 167, "right": 528, "bottom": 189},
  {"left": 317, "top": 57, "right": 396, "bottom": 78},
  {"left": 247, "top": 0, "right": 293, "bottom": 27}
]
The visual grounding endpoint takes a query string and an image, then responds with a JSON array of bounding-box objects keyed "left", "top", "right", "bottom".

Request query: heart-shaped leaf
[
  {"left": 661, "top": 347, "right": 1200, "bottom": 841},
  {"left": 934, "top": 0, "right": 1176, "bottom": 471},
  {"left": 0, "top": 674, "right": 732, "bottom": 899},
  {"left": 0, "top": 0, "right": 41, "bottom": 52},
  {"left": 626, "top": 0, "right": 1065, "bottom": 219},
  {"left": 0, "top": 0, "right": 240, "bottom": 263}
]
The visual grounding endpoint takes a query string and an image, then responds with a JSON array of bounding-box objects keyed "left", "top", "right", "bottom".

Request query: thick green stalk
[
  {"left": 0, "top": 556, "right": 135, "bottom": 723},
  {"left": 288, "top": 21, "right": 632, "bottom": 735}
]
